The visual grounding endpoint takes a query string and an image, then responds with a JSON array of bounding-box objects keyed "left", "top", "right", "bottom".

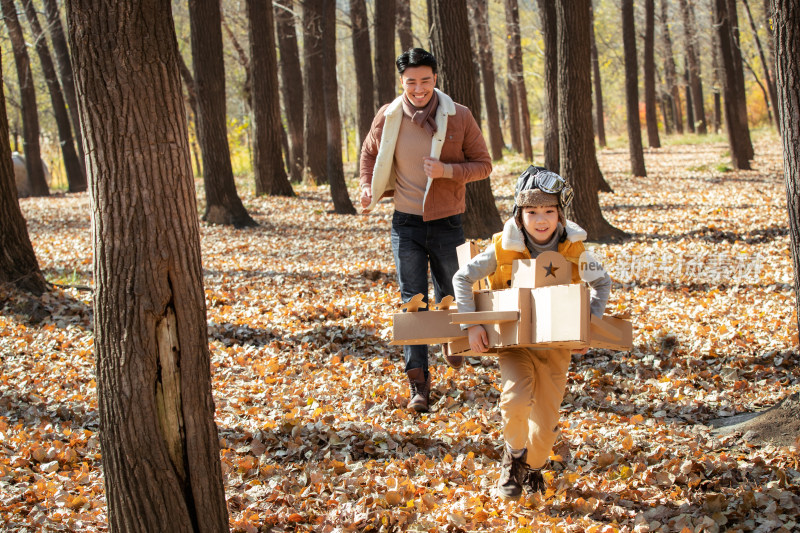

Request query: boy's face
[
  {"left": 400, "top": 66, "right": 437, "bottom": 108},
  {"left": 521, "top": 205, "right": 559, "bottom": 244}
]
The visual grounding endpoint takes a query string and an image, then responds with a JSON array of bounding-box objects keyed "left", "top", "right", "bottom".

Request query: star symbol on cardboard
[{"left": 543, "top": 262, "right": 559, "bottom": 277}]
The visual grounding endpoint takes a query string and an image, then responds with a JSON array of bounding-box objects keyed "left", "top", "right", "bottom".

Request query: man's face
[{"left": 400, "top": 66, "right": 437, "bottom": 108}]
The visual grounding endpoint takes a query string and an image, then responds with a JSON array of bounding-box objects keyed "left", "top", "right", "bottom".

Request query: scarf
[{"left": 401, "top": 92, "right": 439, "bottom": 136}]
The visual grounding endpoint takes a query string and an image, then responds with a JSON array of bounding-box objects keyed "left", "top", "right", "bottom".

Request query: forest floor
[{"left": 1, "top": 131, "right": 798, "bottom": 532}]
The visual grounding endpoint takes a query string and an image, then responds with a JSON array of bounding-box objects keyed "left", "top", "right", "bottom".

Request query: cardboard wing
[{"left": 392, "top": 294, "right": 466, "bottom": 345}]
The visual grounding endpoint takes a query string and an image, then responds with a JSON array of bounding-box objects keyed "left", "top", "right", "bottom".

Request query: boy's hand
[{"left": 468, "top": 325, "right": 489, "bottom": 353}]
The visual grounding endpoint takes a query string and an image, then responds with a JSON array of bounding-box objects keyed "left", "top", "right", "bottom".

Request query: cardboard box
[
  {"left": 511, "top": 251, "right": 572, "bottom": 288},
  {"left": 391, "top": 309, "right": 467, "bottom": 345},
  {"left": 589, "top": 315, "right": 633, "bottom": 350},
  {"left": 531, "top": 284, "right": 590, "bottom": 348},
  {"left": 474, "top": 288, "right": 533, "bottom": 346},
  {"left": 456, "top": 241, "right": 488, "bottom": 290}
]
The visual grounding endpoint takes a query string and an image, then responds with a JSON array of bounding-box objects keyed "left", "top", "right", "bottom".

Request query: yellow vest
[{"left": 488, "top": 232, "right": 585, "bottom": 289}]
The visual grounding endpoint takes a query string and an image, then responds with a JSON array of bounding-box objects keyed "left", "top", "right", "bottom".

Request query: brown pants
[{"left": 498, "top": 347, "right": 572, "bottom": 469}]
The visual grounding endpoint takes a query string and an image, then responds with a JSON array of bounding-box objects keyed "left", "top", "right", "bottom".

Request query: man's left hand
[{"left": 423, "top": 156, "right": 445, "bottom": 179}]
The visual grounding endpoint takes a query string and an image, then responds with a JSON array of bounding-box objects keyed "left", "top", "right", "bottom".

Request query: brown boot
[
  {"left": 406, "top": 368, "right": 430, "bottom": 412},
  {"left": 496, "top": 448, "right": 527, "bottom": 499}
]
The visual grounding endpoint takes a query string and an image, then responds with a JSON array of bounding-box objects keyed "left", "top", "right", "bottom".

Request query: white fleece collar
[
  {"left": 384, "top": 88, "right": 456, "bottom": 118},
  {"left": 500, "top": 218, "right": 587, "bottom": 252}
]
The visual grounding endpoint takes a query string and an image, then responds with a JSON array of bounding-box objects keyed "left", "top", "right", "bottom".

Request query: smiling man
[{"left": 360, "top": 48, "right": 492, "bottom": 413}]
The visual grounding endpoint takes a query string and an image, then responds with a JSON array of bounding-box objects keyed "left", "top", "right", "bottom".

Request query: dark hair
[{"left": 396, "top": 48, "right": 437, "bottom": 75}]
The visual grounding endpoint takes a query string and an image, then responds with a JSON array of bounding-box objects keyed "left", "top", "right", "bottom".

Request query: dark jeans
[{"left": 391, "top": 211, "right": 465, "bottom": 376}]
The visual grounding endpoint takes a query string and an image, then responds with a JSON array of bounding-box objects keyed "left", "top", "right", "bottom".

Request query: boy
[{"left": 452, "top": 166, "right": 612, "bottom": 498}]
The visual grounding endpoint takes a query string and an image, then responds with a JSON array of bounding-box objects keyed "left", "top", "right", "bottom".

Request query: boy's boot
[
  {"left": 497, "top": 448, "right": 528, "bottom": 499},
  {"left": 406, "top": 368, "right": 430, "bottom": 412},
  {"left": 522, "top": 467, "right": 546, "bottom": 494},
  {"left": 442, "top": 343, "right": 464, "bottom": 369}
]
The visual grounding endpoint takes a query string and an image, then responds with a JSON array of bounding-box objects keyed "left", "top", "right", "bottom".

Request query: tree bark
[
  {"left": 247, "top": 0, "right": 293, "bottom": 197},
  {"left": 21, "top": 0, "right": 86, "bottom": 193},
  {"left": 2, "top": 0, "right": 47, "bottom": 197},
  {"left": 188, "top": 0, "right": 256, "bottom": 226},
  {"left": 622, "top": 0, "right": 647, "bottom": 177},
  {"left": 65, "top": 0, "right": 230, "bottom": 530},
  {"left": 643, "top": 0, "right": 661, "bottom": 148},
  {"left": 660, "top": 0, "right": 684, "bottom": 134},
  {"left": 374, "top": 0, "right": 397, "bottom": 105},
  {"left": 743, "top": 0, "right": 780, "bottom": 132},
  {"left": 537, "top": 0, "right": 560, "bottom": 171},
  {"left": 302, "top": 0, "right": 327, "bottom": 185},
  {"left": 678, "top": 0, "right": 707, "bottom": 134},
  {"left": 684, "top": 62, "right": 696, "bottom": 132},
  {"left": 711, "top": 28, "right": 723, "bottom": 133},
  {"left": 322, "top": 0, "right": 355, "bottom": 214},
  {"left": 506, "top": 78, "right": 521, "bottom": 153},
  {"left": 42, "top": 0, "right": 85, "bottom": 173},
  {"left": 556, "top": 0, "right": 627, "bottom": 242},
  {"left": 274, "top": 0, "right": 304, "bottom": 183},
  {"left": 467, "top": 0, "right": 503, "bottom": 162},
  {"left": 396, "top": 0, "right": 413, "bottom": 52},
  {"left": 771, "top": 0, "right": 800, "bottom": 336},
  {"left": 590, "top": 1, "right": 607, "bottom": 148},
  {"left": 429, "top": 0, "right": 501, "bottom": 239},
  {"left": 504, "top": 0, "right": 532, "bottom": 161},
  {"left": 349, "top": 0, "right": 375, "bottom": 151}
]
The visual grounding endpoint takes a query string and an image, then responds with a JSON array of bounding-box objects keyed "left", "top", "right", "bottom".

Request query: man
[{"left": 360, "top": 48, "right": 492, "bottom": 412}]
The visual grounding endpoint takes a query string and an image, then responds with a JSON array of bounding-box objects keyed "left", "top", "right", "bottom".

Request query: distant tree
[
  {"left": 643, "top": 0, "right": 661, "bottom": 148},
  {"left": 1, "top": 0, "right": 47, "bottom": 197},
  {"left": 247, "top": 0, "right": 293, "bottom": 197},
  {"left": 374, "top": 0, "right": 396, "bottom": 105},
  {"left": 714, "top": 0, "right": 754, "bottom": 169},
  {"left": 660, "top": 0, "right": 684, "bottom": 134},
  {"left": 622, "top": 0, "right": 646, "bottom": 177},
  {"left": 349, "top": 0, "right": 375, "bottom": 151},
  {"left": 429, "top": 0, "right": 502, "bottom": 239},
  {"left": 0, "top": 53, "right": 46, "bottom": 295},
  {"left": 537, "top": 0, "right": 559, "bottom": 171},
  {"left": 678, "top": 0, "right": 707, "bottom": 133},
  {"left": 66, "top": 0, "right": 230, "bottom": 529},
  {"left": 468, "top": 0, "right": 504, "bottom": 161},
  {"left": 274, "top": 0, "right": 304, "bottom": 183},
  {"left": 711, "top": 28, "right": 723, "bottom": 133},
  {"left": 506, "top": 78, "right": 521, "bottom": 153},
  {"left": 396, "top": 0, "right": 413, "bottom": 51},
  {"left": 743, "top": 0, "right": 779, "bottom": 132},
  {"left": 301, "top": 0, "right": 327, "bottom": 184},
  {"left": 504, "top": 0, "right": 532, "bottom": 161},
  {"left": 684, "top": 63, "right": 696, "bottom": 132},
  {"left": 21, "top": 0, "right": 85, "bottom": 193},
  {"left": 772, "top": 0, "right": 800, "bottom": 335},
  {"left": 589, "top": 1, "right": 607, "bottom": 148},
  {"left": 322, "top": 0, "right": 355, "bottom": 214},
  {"left": 556, "top": 0, "right": 627, "bottom": 242},
  {"left": 188, "top": 0, "right": 256, "bottom": 226}
]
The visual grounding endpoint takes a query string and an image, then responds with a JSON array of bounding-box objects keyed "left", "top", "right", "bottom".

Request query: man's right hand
[
  {"left": 468, "top": 325, "right": 489, "bottom": 353},
  {"left": 360, "top": 185, "right": 372, "bottom": 212}
]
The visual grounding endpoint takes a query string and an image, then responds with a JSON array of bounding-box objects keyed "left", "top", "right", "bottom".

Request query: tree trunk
[
  {"left": 429, "top": 0, "right": 501, "bottom": 239},
  {"left": 714, "top": 0, "right": 754, "bottom": 169},
  {"left": 2, "top": 0, "right": 47, "bottom": 197},
  {"left": 188, "top": 0, "right": 256, "bottom": 227},
  {"left": 684, "top": 62, "right": 696, "bottom": 132},
  {"left": 65, "top": 0, "right": 230, "bottom": 530},
  {"left": 322, "top": 0, "right": 355, "bottom": 214},
  {"left": 556, "top": 0, "right": 627, "bottom": 242},
  {"left": 504, "top": 0, "right": 532, "bottom": 161},
  {"left": 537, "top": 0, "right": 560, "bottom": 171},
  {"left": 590, "top": 1, "right": 607, "bottom": 148},
  {"left": 772, "top": 0, "right": 800, "bottom": 336},
  {"left": 743, "top": 0, "right": 780, "bottom": 132},
  {"left": 274, "top": 0, "right": 304, "bottom": 184},
  {"left": 396, "top": 0, "right": 413, "bottom": 52},
  {"left": 506, "top": 78, "right": 521, "bottom": 153},
  {"left": 0, "top": 50, "right": 46, "bottom": 295},
  {"left": 247, "top": 0, "right": 293, "bottom": 197},
  {"left": 622, "top": 0, "right": 647, "bottom": 177},
  {"left": 302, "top": 0, "right": 327, "bottom": 185},
  {"left": 711, "top": 28, "right": 723, "bottom": 133},
  {"left": 660, "top": 0, "right": 684, "bottom": 134},
  {"left": 349, "top": 0, "right": 375, "bottom": 152},
  {"left": 643, "top": 0, "right": 661, "bottom": 148},
  {"left": 22, "top": 0, "right": 86, "bottom": 193},
  {"left": 469, "top": 0, "right": 504, "bottom": 161},
  {"left": 42, "top": 0, "right": 85, "bottom": 174},
  {"left": 679, "top": 0, "right": 707, "bottom": 134},
  {"left": 374, "top": 0, "right": 396, "bottom": 105}
]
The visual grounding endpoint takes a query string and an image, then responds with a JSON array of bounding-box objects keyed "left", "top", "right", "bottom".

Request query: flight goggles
[{"left": 514, "top": 165, "right": 574, "bottom": 208}]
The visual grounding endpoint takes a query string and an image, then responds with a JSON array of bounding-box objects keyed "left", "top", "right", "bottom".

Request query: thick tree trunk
[
  {"left": 556, "top": 0, "right": 627, "bottom": 242},
  {"left": 643, "top": 0, "right": 661, "bottom": 148},
  {"left": 302, "top": 0, "right": 327, "bottom": 185},
  {"left": 42, "top": 0, "right": 85, "bottom": 174},
  {"left": 322, "top": 0, "right": 355, "bottom": 214},
  {"left": 396, "top": 0, "right": 413, "bottom": 52},
  {"left": 504, "top": 0, "right": 532, "bottom": 161},
  {"left": 715, "top": 0, "right": 754, "bottom": 169},
  {"left": 374, "top": 0, "right": 396, "bottom": 105},
  {"left": 22, "top": 0, "right": 85, "bottom": 193},
  {"left": 0, "top": 51, "right": 46, "bottom": 295},
  {"left": 679, "top": 0, "right": 708, "bottom": 134},
  {"left": 247, "top": 0, "right": 293, "bottom": 197},
  {"left": 537, "top": 0, "right": 560, "bottom": 171},
  {"left": 743, "top": 0, "right": 780, "bottom": 132},
  {"left": 349, "top": 0, "right": 375, "bottom": 151},
  {"left": 188, "top": 0, "right": 256, "bottom": 227},
  {"left": 589, "top": 1, "right": 607, "bottom": 148},
  {"left": 622, "top": 0, "right": 647, "bottom": 177},
  {"left": 684, "top": 63, "right": 696, "bottom": 132},
  {"left": 2, "top": 0, "right": 47, "bottom": 197},
  {"left": 660, "top": 0, "right": 684, "bottom": 134},
  {"left": 66, "top": 0, "right": 229, "bottom": 530},
  {"left": 429, "top": 0, "right": 501, "bottom": 239},
  {"left": 771, "top": 0, "right": 800, "bottom": 336},
  {"left": 469, "top": 0, "right": 504, "bottom": 162},
  {"left": 274, "top": 0, "right": 304, "bottom": 183},
  {"left": 506, "top": 78, "right": 521, "bottom": 153}
]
